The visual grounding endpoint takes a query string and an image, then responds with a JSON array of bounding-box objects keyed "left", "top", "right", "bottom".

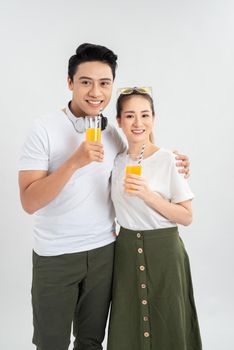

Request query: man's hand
[
  {"left": 71, "top": 141, "right": 104, "bottom": 169},
  {"left": 173, "top": 150, "right": 190, "bottom": 179}
]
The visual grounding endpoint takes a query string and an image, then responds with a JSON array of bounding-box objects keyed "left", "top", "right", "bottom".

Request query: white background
[{"left": 0, "top": 0, "right": 233, "bottom": 349}]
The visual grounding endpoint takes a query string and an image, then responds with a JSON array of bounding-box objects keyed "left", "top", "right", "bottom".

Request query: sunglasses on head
[{"left": 117, "top": 86, "right": 152, "bottom": 97}]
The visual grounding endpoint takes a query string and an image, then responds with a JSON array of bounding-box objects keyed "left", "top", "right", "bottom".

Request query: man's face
[{"left": 68, "top": 61, "right": 114, "bottom": 117}]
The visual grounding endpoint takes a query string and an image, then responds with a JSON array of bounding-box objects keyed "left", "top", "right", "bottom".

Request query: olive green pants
[{"left": 32, "top": 242, "right": 115, "bottom": 350}]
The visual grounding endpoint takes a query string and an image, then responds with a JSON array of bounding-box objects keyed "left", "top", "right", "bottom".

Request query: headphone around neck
[{"left": 65, "top": 104, "right": 108, "bottom": 133}]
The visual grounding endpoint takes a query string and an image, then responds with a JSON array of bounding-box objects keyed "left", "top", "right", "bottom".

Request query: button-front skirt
[{"left": 107, "top": 226, "right": 202, "bottom": 350}]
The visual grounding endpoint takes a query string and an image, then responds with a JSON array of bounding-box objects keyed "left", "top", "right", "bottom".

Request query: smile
[
  {"left": 131, "top": 129, "right": 145, "bottom": 135},
  {"left": 86, "top": 100, "right": 103, "bottom": 106}
]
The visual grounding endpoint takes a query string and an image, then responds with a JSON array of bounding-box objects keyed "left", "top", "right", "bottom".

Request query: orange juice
[
  {"left": 125, "top": 165, "right": 142, "bottom": 191},
  {"left": 86, "top": 127, "right": 101, "bottom": 142},
  {"left": 125, "top": 165, "right": 142, "bottom": 176}
]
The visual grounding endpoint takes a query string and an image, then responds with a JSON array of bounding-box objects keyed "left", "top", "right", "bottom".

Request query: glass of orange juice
[
  {"left": 85, "top": 116, "right": 101, "bottom": 142},
  {"left": 125, "top": 154, "right": 142, "bottom": 191}
]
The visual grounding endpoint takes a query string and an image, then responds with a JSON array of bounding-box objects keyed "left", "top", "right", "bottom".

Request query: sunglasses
[{"left": 117, "top": 86, "right": 152, "bottom": 97}]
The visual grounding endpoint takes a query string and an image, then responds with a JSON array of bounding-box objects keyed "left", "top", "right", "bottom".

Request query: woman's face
[{"left": 117, "top": 95, "right": 154, "bottom": 144}]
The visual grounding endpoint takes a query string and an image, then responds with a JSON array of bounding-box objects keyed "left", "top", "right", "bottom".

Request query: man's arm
[{"left": 19, "top": 141, "right": 104, "bottom": 214}]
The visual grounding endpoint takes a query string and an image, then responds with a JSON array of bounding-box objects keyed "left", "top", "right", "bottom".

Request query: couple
[{"left": 18, "top": 43, "right": 202, "bottom": 350}]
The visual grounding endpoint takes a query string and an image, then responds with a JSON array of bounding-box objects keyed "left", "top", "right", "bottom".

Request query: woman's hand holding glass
[{"left": 124, "top": 173, "right": 153, "bottom": 201}]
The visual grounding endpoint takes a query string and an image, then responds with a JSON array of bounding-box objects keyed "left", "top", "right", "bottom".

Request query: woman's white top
[{"left": 111, "top": 148, "right": 194, "bottom": 230}]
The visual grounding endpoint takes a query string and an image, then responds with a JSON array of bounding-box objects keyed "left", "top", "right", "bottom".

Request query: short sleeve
[
  {"left": 19, "top": 119, "right": 49, "bottom": 171},
  {"left": 170, "top": 156, "right": 194, "bottom": 203}
]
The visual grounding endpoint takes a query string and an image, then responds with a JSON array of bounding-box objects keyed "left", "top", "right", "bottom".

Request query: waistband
[{"left": 119, "top": 226, "right": 178, "bottom": 239}]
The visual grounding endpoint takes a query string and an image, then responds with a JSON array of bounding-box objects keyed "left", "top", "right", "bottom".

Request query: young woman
[{"left": 107, "top": 87, "right": 202, "bottom": 350}]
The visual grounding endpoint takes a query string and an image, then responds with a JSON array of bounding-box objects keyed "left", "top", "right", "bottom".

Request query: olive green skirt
[{"left": 107, "top": 226, "right": 202, "bottom": 350}]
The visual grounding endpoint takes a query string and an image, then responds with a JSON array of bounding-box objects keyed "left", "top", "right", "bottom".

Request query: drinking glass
[
  {"left": 85, "top": 116, "right": 101, "bottom": 142},
  {"left": 125, "top": 154, "right": 142, "bottom": 191}
]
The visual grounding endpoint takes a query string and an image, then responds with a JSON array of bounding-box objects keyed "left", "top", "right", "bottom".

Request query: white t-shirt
[
  {"left": 111, "top": 148, "right": 194, "bottom": 230},
  {"left": 19, "top": 109, "right": 125, "bottom": 256}
]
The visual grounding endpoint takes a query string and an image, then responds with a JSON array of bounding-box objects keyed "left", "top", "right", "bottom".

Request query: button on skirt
[{"left": 107, "top": 226, "right": 202, "bottom": 350}]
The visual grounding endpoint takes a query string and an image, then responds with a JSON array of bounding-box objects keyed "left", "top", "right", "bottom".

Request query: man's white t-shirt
[
  {"left": 111, "top": 148, "right": 194, "bottom": 231},
  {"left": 19, "top": 109, "right": 125, "bottom": 256}
]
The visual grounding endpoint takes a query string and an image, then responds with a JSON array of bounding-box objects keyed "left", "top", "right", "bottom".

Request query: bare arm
[
  {"left": 19, "top": 141, "right": 104, "bottom": 214},
  {"left": 125, "top": 174, "right": 192, "bottom": 226},
  {"left": 144, "top": 192, "right": 192, "bottom": 226}
]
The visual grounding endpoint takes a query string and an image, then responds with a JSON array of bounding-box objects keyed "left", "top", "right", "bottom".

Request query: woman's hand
[
  {"left": 124, "top": 174, "right": 153, "bottom": 201},
  {"left": 124, "top": 174, "right": 192, "bottom": 225}
]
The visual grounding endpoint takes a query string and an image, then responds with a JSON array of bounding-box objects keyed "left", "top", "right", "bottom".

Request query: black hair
[{"left": 68, "top": 43, "right": 118, "bottom": 81}]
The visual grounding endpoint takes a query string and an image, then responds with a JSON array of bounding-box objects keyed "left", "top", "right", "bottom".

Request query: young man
[{"left": 18, "top": 43, "right": 190, "bottom": 350}]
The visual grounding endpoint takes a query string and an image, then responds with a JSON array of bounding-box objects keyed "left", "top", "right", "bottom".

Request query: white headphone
[{"left": 65, "top": 104, "right": 108, "bottom": 133}]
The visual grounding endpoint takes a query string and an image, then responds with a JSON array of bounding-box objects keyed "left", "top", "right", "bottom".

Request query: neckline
[
  {"left": 126, "top": 146, "right": 162, "bottom": 161},
  {"left": 62, "top": 102, "right": 86, "bottom": 133},
  {"left": 122, "top": 147, "right": 164, "bottom": 163}
]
